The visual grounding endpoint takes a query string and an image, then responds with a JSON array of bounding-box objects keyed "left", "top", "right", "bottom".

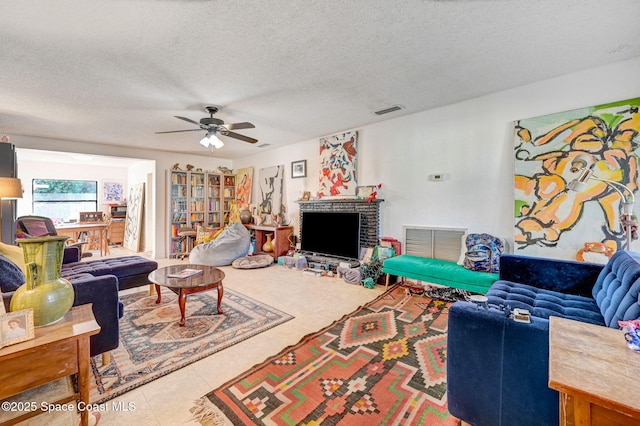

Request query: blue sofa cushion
[
  {"left": 487, "top": 281, "right": 605, "bottom": 326},
  {"left": 592, "top": 250, "right": 640, "bottom": 327},
  {"left": 0, "top": 254, "right": 25, "bottom": 292},
  {"left": 61, "top": 256, "right": 157, "bottom": 279}
]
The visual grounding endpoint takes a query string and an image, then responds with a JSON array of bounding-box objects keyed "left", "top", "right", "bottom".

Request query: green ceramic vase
[{"left": 11, "top": 236, "right": 75, "bottom": 327}]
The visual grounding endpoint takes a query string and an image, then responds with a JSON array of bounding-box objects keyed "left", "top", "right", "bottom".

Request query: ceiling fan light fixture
[
  {"left": 209, "top": 133, "right": 224, "bottom": 149},
  {"left": 199, "top": 135, "right": 210, "bottom": 147},
  {"left": 158, "top": 109, "right": 255, "bottom": 147}
]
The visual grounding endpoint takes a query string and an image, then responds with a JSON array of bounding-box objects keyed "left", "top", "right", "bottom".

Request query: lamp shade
[
  {"left": 0, "top": 177, "right": 23, "bottom": 199},
  {"left": 209, "top": 133, "right": 224, "bottom": 149}
]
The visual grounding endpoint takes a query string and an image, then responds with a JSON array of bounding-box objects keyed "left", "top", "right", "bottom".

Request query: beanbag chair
[{"left": 189, "top": 223, "right": 250, "bottom": 267}]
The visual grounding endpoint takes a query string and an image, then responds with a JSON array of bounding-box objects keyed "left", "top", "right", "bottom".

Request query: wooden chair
[
  {"left": 78, "top": 212, "right": 106, "bottom": 253},
  {"left": 101, "top": 217, "right": 112, "bottom": 256}
]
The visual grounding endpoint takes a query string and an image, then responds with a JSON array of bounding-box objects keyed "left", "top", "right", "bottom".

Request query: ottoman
[{"left": 61, "top": 255, "right": 158, "bottom": 291}]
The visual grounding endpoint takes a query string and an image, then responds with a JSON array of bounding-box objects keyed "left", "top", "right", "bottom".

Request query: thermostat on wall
[{"left": 429, "top": 173, "right": 448, "bottom": 181}]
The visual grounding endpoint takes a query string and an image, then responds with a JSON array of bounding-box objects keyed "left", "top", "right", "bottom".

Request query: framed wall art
[
  {"left": 319, "top": 131, "right": 358, "bottom": 198},
  {"left": 124, "top": 182, "right": 145, "bottom": 252},
  {"left": 258, "top": 165, "right": 285, "bottom": 216},
  {"left": 514, "top": 97, "right": 640, "bottom": 260},
  {"left": 102, "top": 180, "right": 125, "bottom": 204},
  {"left": 356, "top": 185, "right": 376, "bottom": 200},
  {"left": 291, "top": 160, "right": 307, "bottom": 178},
  {"left": 236, "top": 167, "right": 253, "bottom": 211}
]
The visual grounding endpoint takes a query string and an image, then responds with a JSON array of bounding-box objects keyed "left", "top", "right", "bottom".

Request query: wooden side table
[
  {"left": 549, "top": 316, "right": 640, "bottom": 425},
  {"left": 0, "top": 304, "right": 100, "bottom": 426},
  {"left": 244, "top": 224, "right": 293, "bottom": 258}
]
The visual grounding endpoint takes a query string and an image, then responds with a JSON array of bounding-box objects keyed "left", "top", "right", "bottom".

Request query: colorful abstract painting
[
  {"left": 102, "top": 180, "right": 124, "bottom": 204},
  {"left": 123, "top": 182, "right": 144, "bottom": 252},
  {"left": 235, "top": 167, "right": 253, "bottom": 211},
  {"left": 258, "top": 165, "right": 284, "bottom": 217},
  {"left": 319, "top": 131, "right": 358, "bottom": 198},
  {"left": 514, "top": 97, "right": 640, "bottom": 260}
]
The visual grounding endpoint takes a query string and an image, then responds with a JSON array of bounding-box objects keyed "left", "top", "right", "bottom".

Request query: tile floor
[{"left": 19, "top": 251, "right": 384, "bottom": 425}]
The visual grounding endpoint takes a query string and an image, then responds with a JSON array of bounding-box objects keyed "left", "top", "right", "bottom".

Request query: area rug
[
  {"left": 90, "top": 287, "right": 294, "bottom": 404},
  {"left": 403, "top": 283, "right": 472, "bottom": 302},
  {"left": 194, "top": 285, "right": 459, "bottom": 425}
]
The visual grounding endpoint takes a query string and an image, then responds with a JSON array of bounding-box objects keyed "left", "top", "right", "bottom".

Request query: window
[{"left": 32, "top": 179, "right": 98, "bottom": 223}]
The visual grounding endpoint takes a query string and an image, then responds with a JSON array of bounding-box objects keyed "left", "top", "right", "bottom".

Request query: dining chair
[{"left": 15, "top": 215, "right": 92, "bottom": 258}]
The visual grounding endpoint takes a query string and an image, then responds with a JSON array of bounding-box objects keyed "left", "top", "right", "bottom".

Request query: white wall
[
  {"left": 8, "top": 136, "right": 233, "bottom": 258},
  {"left": 234, "top": 57, "right": 640, "bottom": 256},
  {"left": 7, "top": 57, "right": 640, "bottom": 259}
]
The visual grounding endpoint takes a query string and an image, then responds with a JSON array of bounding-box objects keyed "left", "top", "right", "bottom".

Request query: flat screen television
[{"left": 301, "top": 211, "right": 361, "bottom": 260}]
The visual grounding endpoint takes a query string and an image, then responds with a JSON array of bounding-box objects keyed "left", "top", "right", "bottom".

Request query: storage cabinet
[
  {"left": 167, "top": 170, "right": 236, "bottom": 258},
  {"left": 245, "top": 224, "right": 293, "bottom": 259},
  {"left": 108, "top": 205, "right": 126, "bottom": 245}
]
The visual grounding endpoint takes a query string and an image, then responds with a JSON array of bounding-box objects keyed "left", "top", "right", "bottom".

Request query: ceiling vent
[{"left": 373, "top": 105, "right": 404, "bottom": 116}]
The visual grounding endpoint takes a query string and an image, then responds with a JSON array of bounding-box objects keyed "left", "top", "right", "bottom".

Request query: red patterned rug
[
  {"left": 193, "top": 285, "right": 460, "bottom": 425},
  {"left": 90, "top": 287, "right": 293, "bottom": 404}
]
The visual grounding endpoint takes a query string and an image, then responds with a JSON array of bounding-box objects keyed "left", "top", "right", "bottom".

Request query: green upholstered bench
[
  {"left": 382, "top": 255, "right": 498, "bottom": 294},
  {"left": 381, "top": 226, "right": 500, "bottom": 294}
]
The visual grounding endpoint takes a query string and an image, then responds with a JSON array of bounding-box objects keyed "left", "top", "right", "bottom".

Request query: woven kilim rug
[
  {"left": 194, "top": 285, "right": 460, "bottom": 425},
  {"left": 89, "top": 287, "right": 294, "bottom": 404}
]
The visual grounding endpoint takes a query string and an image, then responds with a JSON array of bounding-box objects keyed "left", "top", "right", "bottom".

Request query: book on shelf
[{"left": 167, "top": 268, "right": 203, "bottom": 279}]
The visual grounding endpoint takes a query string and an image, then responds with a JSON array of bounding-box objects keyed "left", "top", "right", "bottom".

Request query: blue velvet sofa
[
  {"left": 447, "top": 251, "right": 640, "bottom": 426},
  {"left": 1, "top": 243, "right": 158, "bottom": 360}
]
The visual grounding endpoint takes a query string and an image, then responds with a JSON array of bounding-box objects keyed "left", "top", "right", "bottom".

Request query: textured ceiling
[{"left": 1, "top": 0, "right": 639, "bottom": 159}]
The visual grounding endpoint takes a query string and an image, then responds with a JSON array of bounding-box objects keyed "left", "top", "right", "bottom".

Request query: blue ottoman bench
[{"left": 61, "top": 255, "right": 158, "bottom": 291}]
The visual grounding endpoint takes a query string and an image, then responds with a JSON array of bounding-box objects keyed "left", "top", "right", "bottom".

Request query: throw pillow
[
  {"left": 0, "top": 242, "right": 26, "bottom": 273},
  {"left": 0, "top": 254, "right": 26, "bottom": 292},
  {"left": 196, "top": 225, "right": 220, "bottom": 245},
  {"left": 462, "top": 233, "right": 505, "bottom": 273}
]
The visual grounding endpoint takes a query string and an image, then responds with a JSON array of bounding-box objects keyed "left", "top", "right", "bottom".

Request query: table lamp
[
  {"left": 567, "top": 155, "right": 636, "bottom": 249},
  {"left": 0, "top": 177, "right": 23, "bottom": 242}
]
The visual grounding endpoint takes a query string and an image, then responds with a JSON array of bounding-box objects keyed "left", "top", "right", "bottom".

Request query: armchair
[{"left": 16, "top": 215, "right": 90, "bottom": 258}]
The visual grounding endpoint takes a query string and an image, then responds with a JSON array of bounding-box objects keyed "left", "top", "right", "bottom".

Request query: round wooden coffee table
[{"left": 148, "top": 264, "right": 225, "bottom": 327}]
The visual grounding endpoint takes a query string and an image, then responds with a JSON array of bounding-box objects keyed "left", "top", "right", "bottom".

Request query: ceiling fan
[{"left": 156, "top": 106, "right": 258, "bottom": 149}]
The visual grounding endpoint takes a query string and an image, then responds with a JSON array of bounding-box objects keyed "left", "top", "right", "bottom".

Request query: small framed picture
[
  {"left": 0, "top": 309, "right": 35, "bottom": 348},
  {"left": 301, "top": 191, "right": 311, "bottom": 201},
  {"left": 356, "top": 185, "right": 377, "bottom": 200},
  {"left": 291, "top": 160, "right": 307, "bottom": 179}
]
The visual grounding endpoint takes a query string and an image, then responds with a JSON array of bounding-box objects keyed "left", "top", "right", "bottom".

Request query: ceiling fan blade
[
  {"left": 175, "top": 116, "right": 208, "bottom": 129},
  {"left": 223, "top": 122, "right": 255, "bottom": 130},
  {"left": 155, "top": 129, "right": 203, "bottom": 134},
  {"left": 221, "top": 130, "right": 258, "bottom": 144}
]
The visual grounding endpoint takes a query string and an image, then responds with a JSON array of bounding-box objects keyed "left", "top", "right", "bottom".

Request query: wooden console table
[
  {"left": 549, "top": 316, "right": 640, "bottom": 425},
  {"left": 244, "top": 224, "right": 293, "bottom": 259},
  {"left": 0, "top": 304, "right": 100, "bottom": 426}
]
